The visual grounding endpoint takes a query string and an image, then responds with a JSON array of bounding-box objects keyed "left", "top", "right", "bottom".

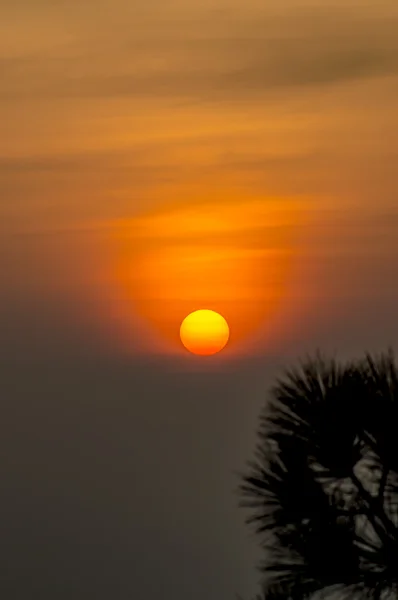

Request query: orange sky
[
  {"left": 105, "top": 196, "right": 305, "bottom": 354},
  {"left": 2, "top": 0, "right": 398, "bottom": 358}
]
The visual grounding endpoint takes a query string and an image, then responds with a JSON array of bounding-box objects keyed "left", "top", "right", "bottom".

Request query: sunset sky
[{"left": 2, "top": 0, "right": 398, "bottom": 598}]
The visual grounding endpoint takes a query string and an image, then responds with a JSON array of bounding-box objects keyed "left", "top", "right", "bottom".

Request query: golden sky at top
[{"left": 2, "top": 0, "right": 398, "bottom": 356}]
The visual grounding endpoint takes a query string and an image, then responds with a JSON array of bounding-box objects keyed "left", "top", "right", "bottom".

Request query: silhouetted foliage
[{"left": 240, "top": 351, "right": 398, "bottom": 600}]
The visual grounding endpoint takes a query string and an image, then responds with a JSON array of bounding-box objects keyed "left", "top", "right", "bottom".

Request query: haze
[{"left": 1, "top": 0, "right": 398, "bottom": 598}]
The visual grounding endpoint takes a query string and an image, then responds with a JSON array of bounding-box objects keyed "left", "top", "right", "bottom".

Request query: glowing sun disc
[{"left": 180, "top": 309, "right": 230, "bottom": 356}]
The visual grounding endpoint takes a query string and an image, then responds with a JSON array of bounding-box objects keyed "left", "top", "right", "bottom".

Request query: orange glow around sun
[
  {"left": 180, "top": 310, "right": 229, "bottom": 355},
  {"left": 105, "top": 192, "right": 307, "bottom": 355}
]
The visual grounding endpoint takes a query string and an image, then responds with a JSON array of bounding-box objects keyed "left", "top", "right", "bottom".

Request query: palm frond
[{"left": 240, "top": 351, "right": 398, "bottom": 600}]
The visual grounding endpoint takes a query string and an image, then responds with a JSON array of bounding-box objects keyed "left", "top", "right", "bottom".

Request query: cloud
[{"left": 2, "top": 5, "right": 398, "bottom": 103}]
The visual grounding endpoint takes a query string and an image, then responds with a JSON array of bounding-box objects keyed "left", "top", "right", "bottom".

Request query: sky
[{"left": 2, "top": 0, "right": 398, "bottom": 598}]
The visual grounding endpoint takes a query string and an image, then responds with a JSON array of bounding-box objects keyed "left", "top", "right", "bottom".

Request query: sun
[{"left": 180, "top": 310, "right": 230, "bottom": 356}]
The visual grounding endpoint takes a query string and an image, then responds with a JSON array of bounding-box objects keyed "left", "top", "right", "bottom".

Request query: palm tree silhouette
[{"left": 240, "top": 351, "right": 398, "bottom": 600}]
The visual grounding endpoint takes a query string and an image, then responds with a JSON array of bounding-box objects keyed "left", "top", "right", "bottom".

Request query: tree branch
[
  {"left": 378, "top": 466, "right": 389, "bottom": 502},
  {"left": 351, "top": 472, "right": 396, "bottom": 542}
]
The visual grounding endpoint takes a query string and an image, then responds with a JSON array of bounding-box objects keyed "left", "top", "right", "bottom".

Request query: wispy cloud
[{"left": 2, "top": 5, "right": 398, "bottom": 102}]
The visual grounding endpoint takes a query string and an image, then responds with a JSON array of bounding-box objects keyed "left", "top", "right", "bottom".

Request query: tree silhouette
[{"left": 240, "top": 351, "right": 398, "bottom": 600}]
